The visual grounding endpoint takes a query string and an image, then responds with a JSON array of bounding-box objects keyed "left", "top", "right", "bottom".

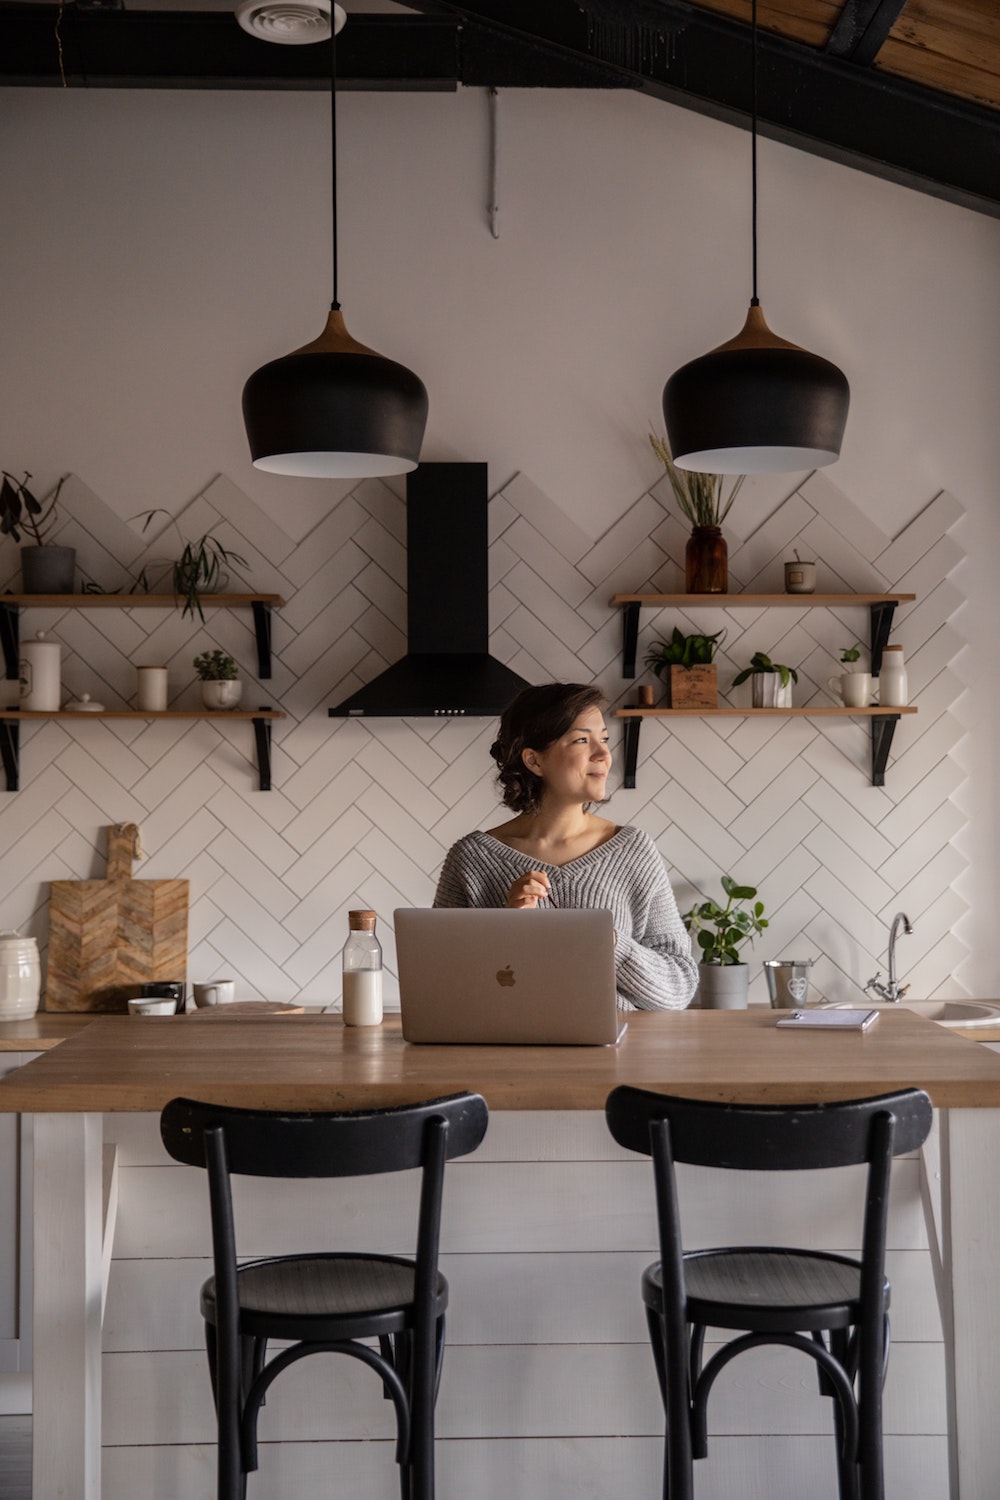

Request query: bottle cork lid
[
  {"left": 348, "top": 910, "right": 378, "bottom": 930},
  {"left": 883, "top": 644, "right": 903, "bottom": 652}
]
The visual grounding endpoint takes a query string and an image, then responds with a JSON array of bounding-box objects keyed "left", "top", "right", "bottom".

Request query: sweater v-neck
[{"left": 473, "top": 824, "right": 628, "bottom": 873}]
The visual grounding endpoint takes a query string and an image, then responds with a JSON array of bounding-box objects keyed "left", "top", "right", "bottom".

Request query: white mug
[
  {"left": 828, "top": 672, "right": 872, "bottom": 708},
  {"left": 193, "top": 979, "right": 237, "bottom": 1008}
]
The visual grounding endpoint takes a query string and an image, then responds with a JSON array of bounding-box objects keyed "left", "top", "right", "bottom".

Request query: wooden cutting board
[{"left": 46, "top": 824, "right": 189, "bottom": 1012}]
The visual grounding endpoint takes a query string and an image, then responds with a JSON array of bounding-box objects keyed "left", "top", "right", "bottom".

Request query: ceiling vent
[{"left": 234, "top": 0, "right": 341, "bottom": 45}]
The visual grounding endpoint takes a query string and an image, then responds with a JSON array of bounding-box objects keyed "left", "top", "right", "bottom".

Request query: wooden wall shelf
[
  {"left": 0, "top": 594, "right": 285, "bottom": 791},
  {"left": 612, "top": 592, "right": 917, "bottom": 787}
]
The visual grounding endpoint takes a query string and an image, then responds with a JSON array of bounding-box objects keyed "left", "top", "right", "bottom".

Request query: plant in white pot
[
  {"left": 0, "top": 472, "right": 75, "bottom": 593},
  {"left": 194, "top": 649, "right": 242, "bottom": 710},
  {"left": 683, "top": 876, "right": 768, "bottom": 1010},
  {"left": 733, "top": 650, "right": 799, "bottom": 708},
  {"left": 827, "top": 643, "right": 872, "bottom": 708}
]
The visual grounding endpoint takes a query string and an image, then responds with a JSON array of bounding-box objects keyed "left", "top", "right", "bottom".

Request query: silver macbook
[{"left": 394, "top": 907, "right": 626, "bottom": 1046}]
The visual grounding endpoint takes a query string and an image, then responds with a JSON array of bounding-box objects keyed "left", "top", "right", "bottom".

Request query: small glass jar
[
  {"left": 685, "top": 526, "right": 728, "bottom": 594},
  {"left": 342, "top": 910, "right": 383, "bottom": 1026}
]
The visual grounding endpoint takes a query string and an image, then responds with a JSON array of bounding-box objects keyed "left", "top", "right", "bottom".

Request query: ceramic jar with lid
[
  {"left": 878, "top": 644, "right": 908, "bottom": 707},
  {"left": 0, "top": 931, "right": 41, "bottom": 1020}
]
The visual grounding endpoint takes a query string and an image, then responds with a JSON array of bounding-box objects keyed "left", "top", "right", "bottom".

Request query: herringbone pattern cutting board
[{"left": 46, "top": 824, "right": 188, "bottom": 1011}]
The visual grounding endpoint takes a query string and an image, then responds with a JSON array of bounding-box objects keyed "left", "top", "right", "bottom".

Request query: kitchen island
[{"left": 1, "top": 1007, "right": 999, "bottom": 1499}]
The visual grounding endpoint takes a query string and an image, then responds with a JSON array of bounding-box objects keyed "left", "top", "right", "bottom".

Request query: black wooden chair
[
  {"left": 604, "top": 1085, "right": 933, "bottom": 1500},
  {"left": 160, "top": 1091, "right": 489, "bottom": 1500}
]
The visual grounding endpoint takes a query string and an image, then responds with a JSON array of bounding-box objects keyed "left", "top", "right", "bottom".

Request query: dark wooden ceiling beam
[
  {"left": 0, "top": 1, "right": 997, "bottom": 218},
  {"left": 825, "top": 0, "right": 912, "bottom": 65}
]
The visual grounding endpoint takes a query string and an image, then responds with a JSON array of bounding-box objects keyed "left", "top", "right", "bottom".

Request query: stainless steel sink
[{"left": 825, "top": 999, "right": 1000, "bottom": 1030}]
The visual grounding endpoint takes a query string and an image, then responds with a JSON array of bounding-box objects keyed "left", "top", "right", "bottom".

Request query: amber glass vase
[{"left": 685, "top": 526, "right": 728, "bottom": 593}]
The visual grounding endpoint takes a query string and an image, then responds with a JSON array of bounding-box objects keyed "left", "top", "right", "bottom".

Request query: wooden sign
[
  {"left": 46, "top": 824, "right": 188, "bottom": 1012},
  {"left": 669, "top": 664, "right": 718, "bottom": 709}
]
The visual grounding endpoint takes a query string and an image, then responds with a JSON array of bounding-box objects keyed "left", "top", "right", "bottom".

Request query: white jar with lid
[
  {"left": 878, "top": 644, "right": 908, "bottom": 707},
  {"left": 19, "top": 632, "right": 61, "bottom": 711},
  {"left": 0, "top": 932, "right": 41, "bottom": 1020}
]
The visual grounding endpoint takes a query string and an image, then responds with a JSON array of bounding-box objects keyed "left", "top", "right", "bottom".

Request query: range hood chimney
[{"left": 328, "top": 462, "right": 532, "bottom": 719}]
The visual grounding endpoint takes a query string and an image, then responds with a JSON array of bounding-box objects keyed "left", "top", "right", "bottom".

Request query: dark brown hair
[{"left": 490, "top": 683, "right": 606, "bottom": 814}]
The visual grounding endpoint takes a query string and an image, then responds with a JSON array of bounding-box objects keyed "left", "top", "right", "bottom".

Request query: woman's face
[{"left": 522, "top": 705, "right": 612, "bottom": 804}]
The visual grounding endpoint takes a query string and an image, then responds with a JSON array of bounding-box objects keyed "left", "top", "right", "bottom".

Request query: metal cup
[{"left": 763, "top": 958, "right": 815, "bottom": 1008}]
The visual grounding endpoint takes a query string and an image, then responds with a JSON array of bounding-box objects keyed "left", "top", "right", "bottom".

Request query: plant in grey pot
[
  {"left": 645, "top": 626, "right": 726, "bottom": 709},
  {"left": 0, "top": 472, "right": 75, "bottom": 593},
  {"left": 733, "top": 650, "right": 799, "bottom": 708},
  {"left": 683, "top": 876, "right": 768, "bottom": 1010},
  {"left": 194, "top": 649, "right": 242, "bottom": 710}
]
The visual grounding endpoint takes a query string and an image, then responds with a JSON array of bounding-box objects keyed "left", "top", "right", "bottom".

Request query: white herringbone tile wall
[{"left": 0, "top": 468, "right": 967, "bottom": 1008}]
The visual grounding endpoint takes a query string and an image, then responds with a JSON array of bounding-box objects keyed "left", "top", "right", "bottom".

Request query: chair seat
[
  {"left": 642, "top": 1248, "right": 886, "bottom": 1334},
  {"left": 201, "top": 1253, "right": 448, "bottom": 1340}
]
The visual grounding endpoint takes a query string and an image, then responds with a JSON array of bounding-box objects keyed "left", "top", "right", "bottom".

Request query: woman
[{"left": 434, "top": 682, "right": 698, "bottom": 1011}]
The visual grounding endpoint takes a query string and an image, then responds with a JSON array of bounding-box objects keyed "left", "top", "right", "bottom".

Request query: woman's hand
[{"left": 506, "top": 870, "right": 551, "bottom": 908}]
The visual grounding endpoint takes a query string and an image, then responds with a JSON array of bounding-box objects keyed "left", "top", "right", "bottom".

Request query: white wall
[{"left": 0, "top": 82, "right": 998, "bottom": 998}]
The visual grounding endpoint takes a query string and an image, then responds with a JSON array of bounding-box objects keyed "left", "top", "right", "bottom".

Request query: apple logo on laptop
[{"left": 496, "top": 966, "right": 515, "bottom": 988}]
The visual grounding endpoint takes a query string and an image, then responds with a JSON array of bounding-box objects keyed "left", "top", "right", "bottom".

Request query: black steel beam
[
  {"left": 825, "top": 0, "right": 911, "bottom": 65},
  {"left": 0, "top": 2, "right": 997, "bottom": 217}
]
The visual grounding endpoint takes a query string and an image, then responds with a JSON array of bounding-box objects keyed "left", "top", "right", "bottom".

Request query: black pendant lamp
[
  {"left": 663, "top": 0, "right": 849, "bottom": 475},
  {"left": 242, "top": 3, "right": 428, "bottom": 478}
]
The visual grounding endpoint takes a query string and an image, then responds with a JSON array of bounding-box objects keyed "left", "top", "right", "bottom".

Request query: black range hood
[{"left": 328, "top": 462, "right": 532, "bottom": 719}]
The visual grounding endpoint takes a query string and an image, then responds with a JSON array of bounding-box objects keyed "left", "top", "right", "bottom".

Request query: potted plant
[
  {"left": 827, "top": 643, "right": 871, "bottom": 708},
  {"left": 194, "top": 649, "right": 242, "bottom": 710},
  {"left": 683, "top": 875, "right": 768, "bottom": 1010},
  {"left": 649, "top": 433, "right": 744, "bottom": 594},
  {"left": 733, "top": 650, "right": 799, "bottom": 708},
  {"left": 644, "top": 626, "right": 726, "bottom": 709},
  {"left": 134, "top": 510, "right": 249, "bottom": 621},
  {"left": 0, "top": 471, "right": 75, "bottom": 593}
]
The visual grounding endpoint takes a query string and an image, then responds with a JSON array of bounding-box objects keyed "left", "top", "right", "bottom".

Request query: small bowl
[{"left": 127, "top": 997, "right": 177, "bottom": 1017}]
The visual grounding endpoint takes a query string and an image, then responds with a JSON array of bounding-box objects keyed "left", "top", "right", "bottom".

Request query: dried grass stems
[{"left": 649, "top": 434, "right": 744, "bottom": 528}]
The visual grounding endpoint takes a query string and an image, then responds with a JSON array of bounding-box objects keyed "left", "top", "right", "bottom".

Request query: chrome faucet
[{"left": 865, "top": 912, "right": 913, "bottom": 1003}]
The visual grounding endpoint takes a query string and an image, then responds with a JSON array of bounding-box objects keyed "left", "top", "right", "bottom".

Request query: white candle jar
[
  {"left": 0, "top": 932, "right": 41, "bottom": 1020},
  {"left": 136, "top": 665, "right": 169, "bottom": 712},
  {"left": 19, "top": 632, "right": 61, "bottom": 711}
]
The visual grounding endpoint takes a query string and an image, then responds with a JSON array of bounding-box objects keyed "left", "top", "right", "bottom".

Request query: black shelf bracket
[
  {"left": 871, "top": 713, "right": 902, "bottom": 787},
  {"left": 0, "top": 603, "right": 19, "bottom": 683},
  {"left": 622, "top": 601, "right": 641, "bottom": 679},
  {"left": 252, "top": 711, "right": 273, "bottom": 792},
  {"left": 0, "top": 719, "right": 19, "bottom": 792},
  {"left": 622, "top": 716, "right": 641, "bottom": 790},
  {"left": 869, "top": 601, "right": 897, "bottom": 678},
  {"left": 251, "top": 601, "right": 273, "bottom": 680}
]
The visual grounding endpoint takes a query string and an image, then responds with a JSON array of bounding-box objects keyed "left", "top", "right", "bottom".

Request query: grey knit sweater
[{"left": 433, "top": 825, "right": 698, "bottom": 1011}]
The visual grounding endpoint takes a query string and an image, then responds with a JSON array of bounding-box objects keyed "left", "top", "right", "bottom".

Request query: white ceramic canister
[
  {"left": 0, "top": 931, "right": 41, "bottom": 1020},
  {"left": 878, "top": 644, "right": 908, "bottom": 707},
  {"left": 19, "top": 632, "right": 61, "bottom": 711},
  {"left": 136, "top": 665, "right": 169, "bottom": 712}
]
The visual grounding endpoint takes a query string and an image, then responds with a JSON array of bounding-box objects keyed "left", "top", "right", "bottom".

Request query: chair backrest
[
  {"left": 161, "top": 1092, "right": 489, "bottom": 1177},
  {"left": 605, "top": 1086, "right": 932, "bottom": 1172}
]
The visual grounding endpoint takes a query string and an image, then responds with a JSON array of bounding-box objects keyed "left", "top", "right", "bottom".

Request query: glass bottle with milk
[{"left": 342, "top": 910, "right": 383, "bottom": 1026}]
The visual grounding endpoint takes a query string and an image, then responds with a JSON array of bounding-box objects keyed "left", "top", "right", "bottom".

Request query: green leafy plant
[
  {"left": 193, "top": 649, "right": 238, "bottom": 681},
  {"left": 733, "top": 650, "right": 799, "bottom": 689},
  {"left": 0, "top": 471, "right": 66, "bottom": 545},
  {"left": 840, "top": 643, "right": 863, "bottom": 664},
  {"left": 649, "top": 433, "right": 744, "bottom": 528},
  {"left": 644, "top": 626, "right": 726, "bottom": 677},
  {"left": 683, "top": 876, "right": 768, "bottom": 966},
  {"left": 133, "top": 509, "right": 248, "bottom": 622}
]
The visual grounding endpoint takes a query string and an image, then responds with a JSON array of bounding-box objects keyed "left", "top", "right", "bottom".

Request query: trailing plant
[
  {"left": 649, "top": 433, "right": 744, "bottom": 529},
  {"left": 0, "top": 472, "right": 66, "bottom": 546},
  {"left": 133, "top": 509, "right": 248, "bottom": 622},
  {"left": 840, "top": 643, "right": 863, "bottom": 664},
  {"left": 645, "top": 626, "right": 726, "bottom": 677},
  {"left": 683, "top": 876, "right": 768, "bottom": 966},
  {"left": 733, "top": 650, "right": 799, "bottom": 690},
  {"left": 193, "top": 649, "right": 238, "bottom": 681}
]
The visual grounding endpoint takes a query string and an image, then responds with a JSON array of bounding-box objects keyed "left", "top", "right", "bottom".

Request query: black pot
[{"left": 21, "top": 545, "right": 76, "bottom": 594}]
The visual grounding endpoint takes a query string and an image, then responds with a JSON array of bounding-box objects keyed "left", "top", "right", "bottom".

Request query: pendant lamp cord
[
  {"left": 750, "top": 0, "right": 759, "bottom": 307},
  {"left": 330, "top": 17, "right": 340, "bottom": 312}
]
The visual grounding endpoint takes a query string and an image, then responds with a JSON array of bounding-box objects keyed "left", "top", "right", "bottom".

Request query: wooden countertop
[
  {"left": 0, "top": 1014, "right": 96, "bottom": 1051},
  {"left": 2, "top": 1009, "right": 1000, "bottom": 1112}
]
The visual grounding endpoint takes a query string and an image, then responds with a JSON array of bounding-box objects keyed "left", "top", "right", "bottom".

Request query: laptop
[{"left": 394, "top": 907, "right": 626, "bottom": 1046}]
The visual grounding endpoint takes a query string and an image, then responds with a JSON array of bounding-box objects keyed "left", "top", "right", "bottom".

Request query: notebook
[
  {"left": 776, "top": 1008, "right": 880, "bottom": 1031},
  {"left": 394, "top": 907, "right": 626, "bottom": 1046}
]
